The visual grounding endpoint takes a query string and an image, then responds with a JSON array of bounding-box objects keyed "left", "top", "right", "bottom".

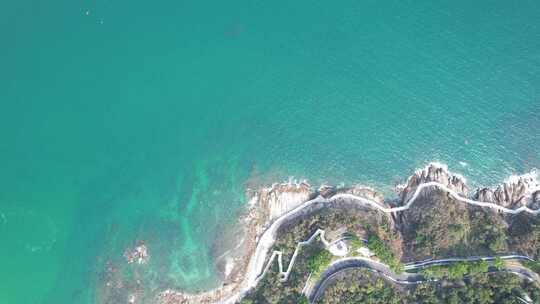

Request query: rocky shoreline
[
  {"left": 398, "top": 162, "right": 539, "bottom": 210},
  {"left": 156, "top": 162, "right": 539, "bottom": 304}
]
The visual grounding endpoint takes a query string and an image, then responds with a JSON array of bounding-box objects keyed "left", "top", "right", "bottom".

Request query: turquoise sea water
[{"left": 1, "top": 1, "right": 539, "bottom": 303}]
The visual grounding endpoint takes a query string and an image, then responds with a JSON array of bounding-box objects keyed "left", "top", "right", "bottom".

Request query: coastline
[{"left": 157, "top": 162, "right": 540, "bottom": 304}]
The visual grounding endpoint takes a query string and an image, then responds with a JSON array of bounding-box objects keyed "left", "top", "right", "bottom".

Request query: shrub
[
  {"left": 298, "top": 295, "right": 309, "bottom": 304},
  {"left": 420, "top": 260, "right": 490, "bottom": 279},
  {"left": 308, "top": 249, "right": 333, "bottom": 279},
  {"left": 523, "top": 260, "right": 540, "bottom": 274},
  {"left": 493, "top": 257, "right": 504, "bottom": 270},
  {"left": 367, "top": 235, "right": 402, "bottom": 273}
]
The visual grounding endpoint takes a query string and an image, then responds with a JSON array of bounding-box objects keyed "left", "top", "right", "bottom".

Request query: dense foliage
[
  {"left": 508, "top": 214, "right": 540, "bottom": 260},
  {"left": 307, "top": 249, "right": 333, "bottom": 279},
  {"left": 319, "top": 269, "right": 402, "bottom": 304},
  {"left": 241, "top": 241, "right": 324, "bottom": 304},
  {"left": 367, "top": 235, "right": 403, "bottom": 273},
  {"left": 239, "top": 191, "right": 540, "bottom": 304},
  {"left": 522, "top": 260, "right": 540, "bottom": 275},
  {"left": 420, "top": 261, "right": 490, "bottom": 279},
  {"left": 272, "top": 205, "right": 399, "bottom": 266},
  {"left": 318, "top": 269, "right": 540, "bottom": 304},
  {"left": 409, "top": 272, "right": 540, "bottom": 304},
  {"left": 400, "top": 190, "right": 510, "bottom": 261}
]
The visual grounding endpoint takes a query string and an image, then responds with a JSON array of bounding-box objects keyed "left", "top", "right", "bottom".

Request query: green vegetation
[
  {"left": 348, "top": 235, "right": 364, "bottom": 251},
  {"left": 410, "top": 272, "right": 540, "bottom": 304},
  {"left": 469, "top": 209, "right": 508, "bottom": 253},
  {"left": 402, "top": 190, "right": 470, "bottom": 259},
  {"left": 319, "top": 269, "right": 401, "bottom": 304},
  {"left": 241, "top": 240, "right": 326, "bottom": 304},
  {"left": 493, "top": 256, "right": 504, "bottom": 270},
  {"left": 298, "top": 295, "right": 309, "bottom": 304},
  {"left": 522, "top": 260, "right": 540, "bottom": 274},
  {"left": 318, "top": 270, "right": 540, "bottom": 304},
  {"left": 421, "top": 260, "right": 490, "bottom": 279},
  {"left": 243, "top": 205, "right": 402, "bottom": 303},
  {"left": 402, "top": 191, "right": 512, "bottom": 261},
  {"left": 307, "top": 249, "right": 333, "bottom": 279},
  {"left": 272, "top": 205, "right": 399, "bottom": 265},
  {"left": 240, "top": 192, "right": 540, "bottom": 304},
  {"left": 508, "top": 214, "right": 540, "bottom": 260},
  {"left": 367, "top": 235, "right": 403, "bottom": 273}
]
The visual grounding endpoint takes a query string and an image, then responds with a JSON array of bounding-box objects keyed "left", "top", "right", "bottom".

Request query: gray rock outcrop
[
  {"left": 398, "top": 163, "right": 468, "bottom": 204},
  {"left": 473, "top": 171, "right": 539, "bottom": 209}
]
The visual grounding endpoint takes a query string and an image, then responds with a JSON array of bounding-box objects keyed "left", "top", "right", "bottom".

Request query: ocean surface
[{"left": 1, "top": 0, "right": 539, "bottom": 303}]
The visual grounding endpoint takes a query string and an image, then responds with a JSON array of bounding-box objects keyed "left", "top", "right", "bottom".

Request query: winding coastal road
[
  {"left": 404, "top": 255, "right": 534, "bottom": 270},
  {"left": 224, "top": 178, "right": 539, "bottom": 304},
  {"left": 253, "top": 226, "right": 540, "bottom": 304},
  {"left": 329, "top": 181, "right": 540, "bottom": 215},
  {"left": 308, "top": 256, "right": 540, "bottom": 303},
  {"left": 251, "top": 226, "right": 539, "bottom": 303},
  {"left": 308, "top": 257, "right": 423, "bottom": 303},
  {"left": 248, "top": 180, "right": 539, "bottom": 287}
]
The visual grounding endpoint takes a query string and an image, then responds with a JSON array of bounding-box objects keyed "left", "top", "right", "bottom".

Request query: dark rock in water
[
  {"left": 318, "top": 185, "right": 336, "bottom": 198},
  {"left": 123, "top": 241, "right": 149, "bottom": 265}
]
